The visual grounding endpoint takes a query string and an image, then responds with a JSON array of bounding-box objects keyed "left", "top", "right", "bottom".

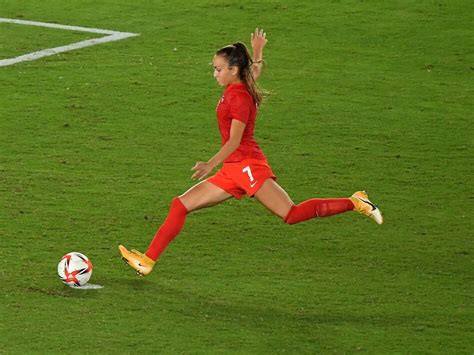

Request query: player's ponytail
[{"left": 216, "top": 42, "right": 264, "bottom": 105}]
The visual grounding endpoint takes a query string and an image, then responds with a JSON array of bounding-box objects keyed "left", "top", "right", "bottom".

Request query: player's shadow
[
  {"left": 119, "top": 280, "right": 414, "bottom": 329},
  {"left": 25, "top": 285, "right": 94, "bottom": 298},
  {"left": 119, "top": 277, "right": 155, "bottom": 290}
]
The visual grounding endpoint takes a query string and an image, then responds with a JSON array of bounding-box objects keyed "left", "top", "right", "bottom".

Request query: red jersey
[{"left": 216, "top": 82, "right": 267, "bottom": 163}]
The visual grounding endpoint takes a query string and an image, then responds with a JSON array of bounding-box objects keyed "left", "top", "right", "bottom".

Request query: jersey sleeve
[{"left": 228, "top": 90, "right": 252, "bottom": 124}]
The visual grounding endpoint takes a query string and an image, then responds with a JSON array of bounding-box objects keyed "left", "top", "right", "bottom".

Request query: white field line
[{"left": 0, "top": 18, "right": 139, "bottom": 67}]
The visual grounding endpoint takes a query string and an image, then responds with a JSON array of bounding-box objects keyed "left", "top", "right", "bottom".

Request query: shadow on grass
[
  {"left": 25, "top": 275, "right": 426, "bottom": 331},
  {"left": 25, "top": 283, "right": 106, "bottom": 298},
  {"left": 107, "top": 276, "right": 421, "bottom": 329}
]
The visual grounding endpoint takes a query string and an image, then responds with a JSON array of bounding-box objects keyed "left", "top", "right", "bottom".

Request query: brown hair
[{"left": 215, "top": 42, "right": 263, "bottom": 105}]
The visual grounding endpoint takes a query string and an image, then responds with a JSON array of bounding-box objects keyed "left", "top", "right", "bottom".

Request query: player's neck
[{"left": 228, "top": 79, "right": 243, "bottom": 86}]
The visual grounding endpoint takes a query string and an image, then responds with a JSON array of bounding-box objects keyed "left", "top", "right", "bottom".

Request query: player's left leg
[
  {"left": 119, "top": 181, "right": 233, "bottom": 275},
  {"left": 142, "top": 181, "right": 233, "bottom": 262}
]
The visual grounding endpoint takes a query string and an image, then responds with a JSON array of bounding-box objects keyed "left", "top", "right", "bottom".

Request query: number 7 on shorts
[{"left": 242, "top": 165, "right": 254, "bottom": 182}]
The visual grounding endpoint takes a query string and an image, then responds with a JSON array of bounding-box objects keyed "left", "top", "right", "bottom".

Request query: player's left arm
[{"left": 191, "top": 119, "right": 246, "bottom": 180}]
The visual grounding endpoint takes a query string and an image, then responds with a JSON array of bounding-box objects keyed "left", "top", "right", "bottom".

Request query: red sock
[
  {"left": 284, "top": 198, "right": 354, "bottom": 225},
  {"left": 145, "top": 197, "right": 188, "bottom": 261}
]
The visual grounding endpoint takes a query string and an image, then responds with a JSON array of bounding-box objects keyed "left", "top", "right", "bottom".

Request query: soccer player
[{"left": 119, "top": 28, "right": 383, "bottom": 276}]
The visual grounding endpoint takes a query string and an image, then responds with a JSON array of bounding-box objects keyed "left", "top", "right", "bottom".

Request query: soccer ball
[{"left": 57, "top": 252, "right": 93, "bottom": 287}]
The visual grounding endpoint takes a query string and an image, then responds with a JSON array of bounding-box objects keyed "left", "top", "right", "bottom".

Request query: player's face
[{"left": 213, "top": 55, "right": 239, "bottom": 86}]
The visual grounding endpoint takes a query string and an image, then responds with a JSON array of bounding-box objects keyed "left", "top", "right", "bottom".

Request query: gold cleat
[
  {"left": 118, "top": 245, "right": 155, "bottom": 276},
  {"left": 350, "top": 191, "right": 383, "bottom": 225}
]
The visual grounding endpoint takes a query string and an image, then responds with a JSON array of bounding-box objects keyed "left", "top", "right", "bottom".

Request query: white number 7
[{"left": 242, "top": 165, "right": 254, "bottom": 182}]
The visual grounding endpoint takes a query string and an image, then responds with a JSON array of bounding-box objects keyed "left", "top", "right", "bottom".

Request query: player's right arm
[
  {"left": 251, "top": 28, "right": 267, "bottom": 81},
  {"left": 191, "top": 119, "right": 246, "bottom": 181}
]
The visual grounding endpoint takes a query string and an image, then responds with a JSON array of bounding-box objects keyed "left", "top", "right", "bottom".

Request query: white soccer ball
[{"left": 57, "top": 252, "right": 93, "bottom": 287}]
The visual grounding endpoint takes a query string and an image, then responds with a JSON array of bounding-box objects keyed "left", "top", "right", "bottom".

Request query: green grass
[{"left": 1, "top": 0, "right": 473, "bottom": 353}]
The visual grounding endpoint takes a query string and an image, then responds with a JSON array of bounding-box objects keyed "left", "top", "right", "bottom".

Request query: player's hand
[
  {"left": 251, "top": 28, "right": 267, "bottom": 54},
  {"left": 191, "top": 162, "right": 213, "bottom": 180}
]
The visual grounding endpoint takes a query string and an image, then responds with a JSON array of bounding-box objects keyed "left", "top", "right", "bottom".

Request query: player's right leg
[
  {"left": 119, "top": 181, "right": 232, "bottom": 276},
  {"left": 255, "top": 179, "right": 383, "bottom": 224}
]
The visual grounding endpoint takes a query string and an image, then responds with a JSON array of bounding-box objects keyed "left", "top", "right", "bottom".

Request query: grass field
[{"left": 1, "top": 0, "right": 473, "bottom": 353}]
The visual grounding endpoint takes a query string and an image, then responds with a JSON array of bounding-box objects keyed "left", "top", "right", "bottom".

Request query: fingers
[
  {"left": 191, "top": 167, "right": 203, "bottom": 180},
  {"left": 191, "top": 162, "right": 201, "bottom": 180},
  {"left": 191, "top": 162, "right": 209, "bottom": 180},
  {"left": 192, "top": 170, "right": 207, "bottom": 181},
  {"left": 251, "top": 28, "right": 267, "bottom": 40},
  {"left": 191, "top": 161, "right": 206, "bottom": 171}
]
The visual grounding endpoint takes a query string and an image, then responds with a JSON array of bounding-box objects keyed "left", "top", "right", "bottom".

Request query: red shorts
[{"left": 207, "top": 159, "right": 276, "bottom": 199}]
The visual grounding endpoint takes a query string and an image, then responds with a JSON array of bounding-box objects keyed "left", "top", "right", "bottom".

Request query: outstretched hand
[
  {"left": 251, "top": 28, "right": 267, "bottom": 55},
  {"left": 191, "top": 161, "right": 213, "bottom": 181}
]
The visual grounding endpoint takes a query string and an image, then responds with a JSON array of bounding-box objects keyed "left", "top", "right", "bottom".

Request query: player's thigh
[
  {"left": 179, "top": 181, "right": 232, "bottom": 212},
  {"left": 254, "top": 179, "right": 294, "bottom": 219}
]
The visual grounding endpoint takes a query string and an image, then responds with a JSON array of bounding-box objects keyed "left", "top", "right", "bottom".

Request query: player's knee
[{"left": 173, "top": 196, "right": 191, "bottom": 214}]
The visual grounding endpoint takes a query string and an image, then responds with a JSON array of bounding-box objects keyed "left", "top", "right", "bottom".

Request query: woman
[{"left": 119, "top": 29, "right": 383, "bottom": 276}]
